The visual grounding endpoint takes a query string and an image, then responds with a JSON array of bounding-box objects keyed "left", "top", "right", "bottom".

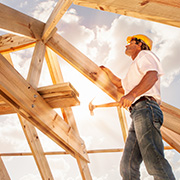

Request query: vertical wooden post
[{"left": 45, "top": 47, "right": 92, "bottom": 180}]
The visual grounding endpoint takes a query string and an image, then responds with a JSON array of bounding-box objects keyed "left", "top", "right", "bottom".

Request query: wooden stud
[
  {"left": 45, "top": 47, "right": 92, "bottom": 180},
  {"left": 42, "top": 0, "right": 73, "bottom": 41}
]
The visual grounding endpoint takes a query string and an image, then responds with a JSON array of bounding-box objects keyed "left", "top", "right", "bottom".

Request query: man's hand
[{"left": 119, "top": 93, "right": 136, "bottom": 108}]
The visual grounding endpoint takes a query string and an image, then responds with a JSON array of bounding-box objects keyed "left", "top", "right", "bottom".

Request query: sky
[{"left": 0, "top": 0, "right": 180, "bottom": 179}]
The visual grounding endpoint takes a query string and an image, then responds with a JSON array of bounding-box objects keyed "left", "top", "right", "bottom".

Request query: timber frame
[{"left": 0, "top": 0, "right": 180, "bottom": 179}]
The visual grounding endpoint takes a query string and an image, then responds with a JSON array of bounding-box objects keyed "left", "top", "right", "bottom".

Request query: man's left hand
[{"left": 119, "top": 93, "right": 136, "bottom": 108}]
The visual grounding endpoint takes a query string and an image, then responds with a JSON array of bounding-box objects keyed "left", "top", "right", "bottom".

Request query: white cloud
[{"left": 32, "top": 0, "right": 56, "bottom": 22}]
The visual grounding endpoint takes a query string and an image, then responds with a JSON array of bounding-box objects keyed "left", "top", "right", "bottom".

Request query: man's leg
[
  {"left": 133, "top": 101, "right": 175, "bottom": 180},
  {"left": 120, "top": 122, "right": 143, "bottom": 180}
]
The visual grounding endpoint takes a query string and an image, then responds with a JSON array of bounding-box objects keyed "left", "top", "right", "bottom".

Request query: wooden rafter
[
  {"left": 42, "top": 0, "right": 73, "bottom": 41},
  {"left": 0, "top": 3, "right": 44, "bottom": 39},
  {"left": 73, "top": 0, "right": 180, "bottom": 28}
]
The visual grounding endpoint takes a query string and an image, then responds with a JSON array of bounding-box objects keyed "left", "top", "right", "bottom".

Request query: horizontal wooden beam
[
  {"left": 0, "top": 3, "right": 45, "bottom": 39},
  {"left": 0, "top": 34, "right": 36, "bottom": 54},
  {"left": 0, "top": 146, "right": 173, "bottom": 157},
  {"left": 0, "top": 83, "right": 80, "bottom": 115},
  {"left": 0, "top": 54, "right": 88, "bottom": 162},
  {"left": 73, "top": 0, "right": 180, "bottom": 28}
]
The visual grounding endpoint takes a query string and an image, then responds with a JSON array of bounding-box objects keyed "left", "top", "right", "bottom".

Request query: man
[{"left": 100, "top": 34, "right": 175, "bottom": 180}]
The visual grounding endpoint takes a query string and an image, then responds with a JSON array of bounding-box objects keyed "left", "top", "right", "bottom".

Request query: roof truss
[{"left": 0, "top": 0, "right": 180, "bottom": 179}]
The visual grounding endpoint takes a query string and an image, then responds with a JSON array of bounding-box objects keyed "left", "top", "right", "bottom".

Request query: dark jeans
[{"left": 120, "top": 98, "right": 175, "bottom": 180}]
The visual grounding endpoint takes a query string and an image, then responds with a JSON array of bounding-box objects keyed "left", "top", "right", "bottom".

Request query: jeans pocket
[{"left": 151, "top": 106, "right": 163, "bottom": 132}]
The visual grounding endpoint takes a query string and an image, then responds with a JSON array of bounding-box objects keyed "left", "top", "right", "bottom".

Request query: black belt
[{"left": 129, "top": 96, "right": 156, "bottom": 112}]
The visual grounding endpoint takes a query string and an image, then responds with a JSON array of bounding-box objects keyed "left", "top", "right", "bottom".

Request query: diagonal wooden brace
[{"left": 0, "top": 54, "right": 89, "bottom": 162}]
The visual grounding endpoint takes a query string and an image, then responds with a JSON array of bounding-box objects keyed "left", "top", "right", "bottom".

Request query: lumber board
[
  {"left": 47, "top": 33, "right": 119, "bottom": 100},
  {"left": 42, "top": 0, "right": 73, "bottom": 41},
  {"left": 18, "top": 40, "right": 54, "bottom": 180},
  {"left": 45, "top": 46, "right": 92, "bottom": 180},
  {"left": 0, "top": 83, "right": 80, "bottom": 115},
  {"left": 117, "top": 106, "right": 128, "bottom": 142},
  {"left": 73, "top": 0, "right": 180, "bottom": 28},
  {"left": 0, "top": 3, "right": 45, "bottom": 39},
  {"left": 161, "top": 126, "right": 180, "bottom": 153},
  {"left": 0, "top": 34, "right": 35, "bottom": 54},
  {"left": 0, "top": 54, "right": 89, "bottom": 162},
  {"left": 45, "top": 46, "right": 64, "bottom": 84},
  {"left": 0, "top": 157, "right": 11, "bottom": 180},
  {"left": 161, "top": 102, "right": 180, "bottom": 135}
]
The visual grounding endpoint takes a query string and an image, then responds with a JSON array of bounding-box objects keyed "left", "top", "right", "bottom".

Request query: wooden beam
[
  {"left": 45, "top": 47, "right": 92, "bottom": 180},
  {"left": 0, "top": 146, "right": 173, "bottom": 157},
  {"left": 117, "top": 107, "right": 128, "bottom": 142},
  {"left": 42, "top": 0, "right": 73, "bottom": 41},
  {"left": 161, "top": 102, "right": 180, "bottom": 135},
  {"left": 0, "top": 34, "right": 35, "bottom": 54},
  {"left": 0, "top": 54, "right": 89, "bottom": 162},
  {"left": 0, "top": 83, "right": 80, "bottom": 115},
  {"left": 0, "top": 157, "right": 10, "bottom": 180},
  {"left": 18, "top": 40, "right": 54, "bottom": 180},
  {"left": 0, "top": 3, "right": 45, "bottom": 39},
  {"left": 161, "top": 126, "right": 180, "bottom": 153},
  {"left": 46, "top": 33, "right": 119, "bottom": 100},
  {"left": 73, "top": 0, "right": 180, "bottom": 28}
]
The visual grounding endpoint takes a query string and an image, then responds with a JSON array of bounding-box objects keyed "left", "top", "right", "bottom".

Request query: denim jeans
[{"left": 120, "top": 98, "right": 175, "bottom": 180}]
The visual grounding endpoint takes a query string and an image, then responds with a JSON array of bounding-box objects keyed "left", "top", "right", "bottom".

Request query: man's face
[{"left": 125, "top": 40, "right": 141, "bottom": 59}]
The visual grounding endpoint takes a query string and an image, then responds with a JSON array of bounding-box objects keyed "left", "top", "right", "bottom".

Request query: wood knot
[{"left": 140, "top": 0, "right": 149, "bottom": 6}]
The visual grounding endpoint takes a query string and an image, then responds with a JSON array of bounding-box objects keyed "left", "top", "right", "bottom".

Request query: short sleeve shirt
[{"left": 122, "top": 50, "right": 163, "bottom": 104}]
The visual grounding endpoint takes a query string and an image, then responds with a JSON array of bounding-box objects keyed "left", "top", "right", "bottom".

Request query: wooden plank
[
  {"left": 0, "top": 157, "right": 11, "bottom": 180},
  {"left": 73, "top": 0, "right": 180, "bottom": 28},
  {"left": 0, "top": 54, "right": 89, "bottom": 162},
  {"left": 45, "top": 47, "right": 92, "bottom": 180},
  {"left": 18, "top": 40, "right": 54, "bottom": 180},
  {"left": 0, "top": 3, "right": 45, "bottom": 39},
  {"left": 117, "top": 107, "right": 128, "bottom": 142},
  {"left": 161, "top": 126, "right": 180, "bottom": 153},
  {"left": 0, "top": 34, "right": 35, "bottom": 54},
  {"left": 42, "top": 0, "right": 73, "bottom": 41},
  {"left": 0, "top": 83, "right": 80, "bottom": 115},
  {"left": 46, "top": 33, "right": 119, "bottom": 100},
  {"left": 161, "top": 102, "right": 180, "bottom": 135}
]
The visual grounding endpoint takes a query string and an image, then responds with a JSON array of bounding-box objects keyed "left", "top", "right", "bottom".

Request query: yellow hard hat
[{"left": 127, "top": 34, "right": 153, "bottom": 50}]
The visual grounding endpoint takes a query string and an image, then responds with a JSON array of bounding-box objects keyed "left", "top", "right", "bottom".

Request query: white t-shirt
[{"left": 122, "top": 50, "right": 163, "bottom": 104}]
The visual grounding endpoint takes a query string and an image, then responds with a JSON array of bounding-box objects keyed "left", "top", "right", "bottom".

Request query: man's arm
[
  {"left": 100, "top": 66, "right": 124, "bottom": 94},
  {"left": 119, "top": 71, "right": 158, "bottom": 108}
]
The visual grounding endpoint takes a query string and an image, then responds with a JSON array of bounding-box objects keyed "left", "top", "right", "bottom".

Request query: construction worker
[{"left": 100, "top": 34, "right": 175, "bottom": 179}]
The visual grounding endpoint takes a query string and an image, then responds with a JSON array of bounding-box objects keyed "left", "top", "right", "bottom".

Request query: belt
[{"left": 129, "top": 96, "right": 156, "bottom": 112}]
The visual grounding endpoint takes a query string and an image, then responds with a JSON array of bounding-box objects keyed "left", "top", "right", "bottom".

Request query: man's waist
[{"left": 129, "top": 96, "right": 157, "bottom": 112}]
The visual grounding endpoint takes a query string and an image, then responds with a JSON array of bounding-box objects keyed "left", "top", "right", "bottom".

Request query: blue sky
[{"left": 0, "top": 0, "right": 180, "bottom": 179}]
